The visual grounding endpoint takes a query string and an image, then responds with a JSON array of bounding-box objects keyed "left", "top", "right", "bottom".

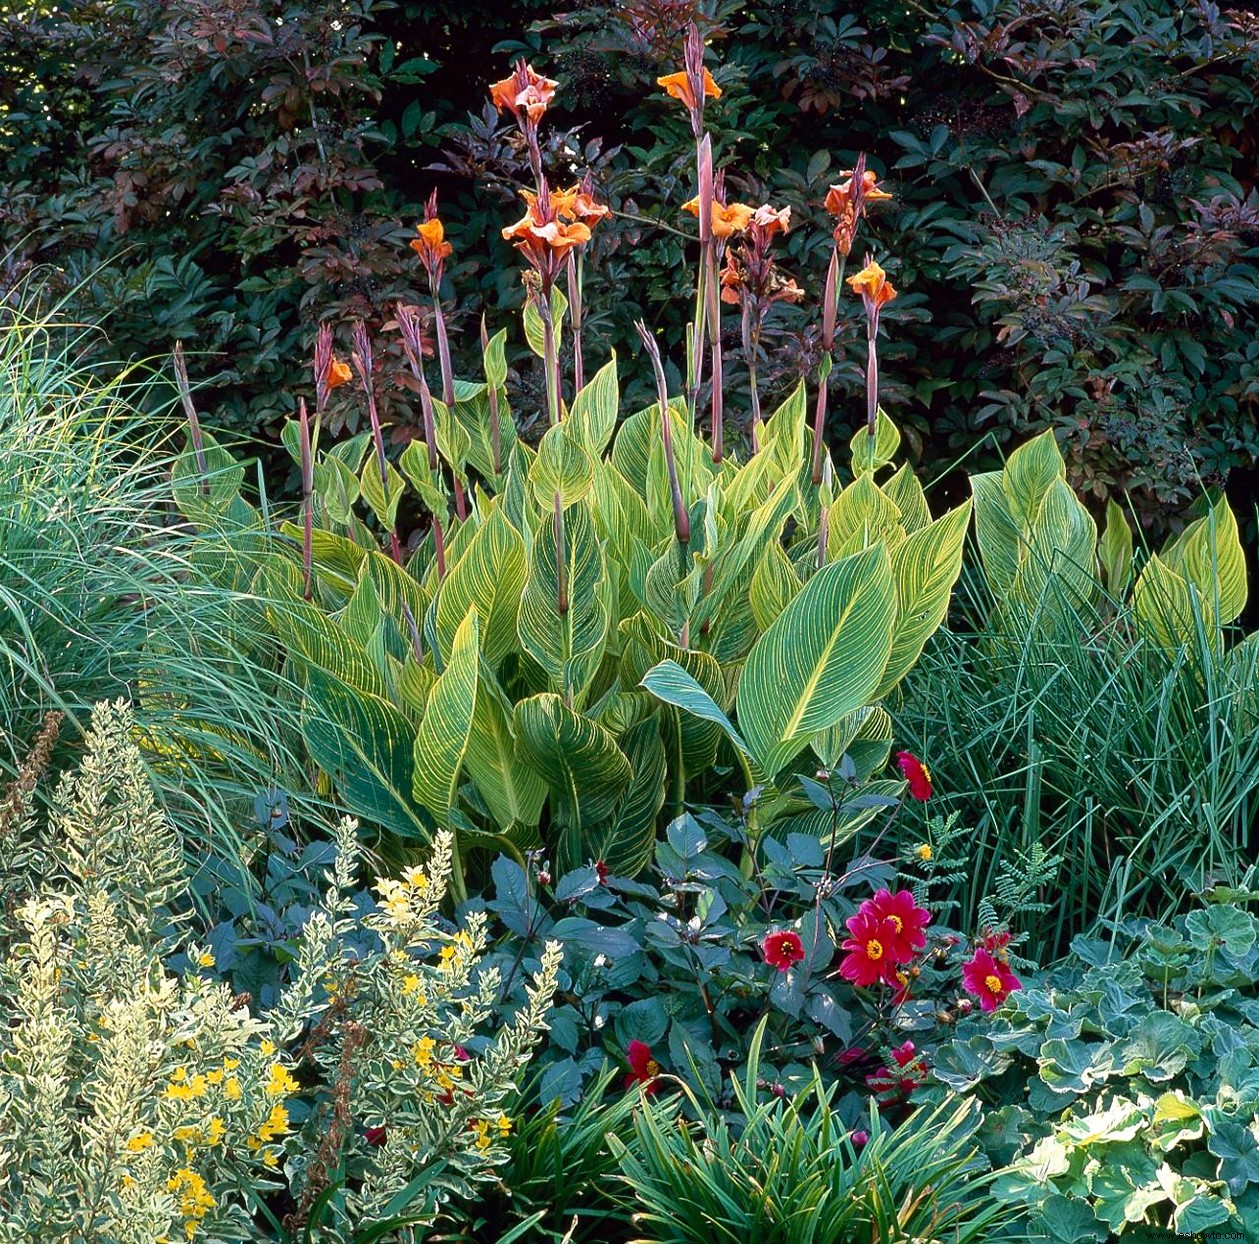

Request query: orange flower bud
[
  {"left": 847, "top": 260, "right": 897, "bottom": 310},
  {"left": 326, "top": 358, "right": 352, "bottom": 390}
]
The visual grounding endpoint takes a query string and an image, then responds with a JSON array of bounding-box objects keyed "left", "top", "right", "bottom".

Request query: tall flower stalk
[
  {"left": 636, "top": 321, "right": 690, "bottom": 551},
  {"left": 397, "top": 303, "right": 448, "bottom": 578},
  {"left": 847, "top": 257, "right": 898, "bottom": 442},
  {"left": 812, "top": 158, "right": 893, "bottom": 483},
  {"left": 351, "top": 321, "right": 403, "bottom": 565}
]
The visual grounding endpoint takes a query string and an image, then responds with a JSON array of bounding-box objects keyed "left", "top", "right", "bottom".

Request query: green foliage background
[{"left": 4, "top": 0, "right": 1259, "bottom": 525}]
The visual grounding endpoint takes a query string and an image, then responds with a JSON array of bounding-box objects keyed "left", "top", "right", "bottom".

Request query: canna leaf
[{"left": 412, "top": 608, "right": 479, "bottom": 819}]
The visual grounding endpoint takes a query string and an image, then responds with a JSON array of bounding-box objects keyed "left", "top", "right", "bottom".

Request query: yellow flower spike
[
  {"left": 265, "top": 1063, "right": 300, "bottom": 1097},
  {"left": 260, "top": 1039, "right": 276, "bottom": 1057},
  {"left": 126, "top": 1131, "right": 155, "bottom": 1153}
]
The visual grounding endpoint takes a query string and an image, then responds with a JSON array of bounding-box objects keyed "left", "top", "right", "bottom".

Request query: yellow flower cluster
[
  {"left": 167, "top": 1168, "right": 214, "bottom": 1239},
  {"left": 470, "top": 1113, "right": 512, "bottom": 1153}
]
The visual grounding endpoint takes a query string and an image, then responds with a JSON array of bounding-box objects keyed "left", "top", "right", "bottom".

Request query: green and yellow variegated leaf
[
  {"left": 302, "top": 666, "right": 430, "bottom": 841},
  {"left": 513, "top": 692, "right": 632, "bottom": 828},
  {"left": 610, "top": 404, "right": 656, "bottom": 500},
  {"left": 593, "top": 457, "right": 654, "bottom": 550},
  {"left": 972, "top": 470, "right": 1022, "bottom": 599},
  {"left": 359, "top": 457, "right": 407, "bottom": 531},
  {"left": 827, "top": 473, "right": 904, "bottom": 562},
  {"left": 483, "top": 326, "right": 508, "bottom": 390},
  {"left": 872, "top": 500, "right": 972, "bottom": 700},
  {"left": 413, "top": 608, "right": 479, "bottom": 819},
  {"left": 644, "top": 541, "right": 702, "bottom": 639},
  {"left": 640, "top": 659, "right": 753, "bottom": 765},
  {"left": 465, "top": 662, "right": 547, "bottom": 830},
  {"left": 738, "top": 544, "right": 897, "bottom": 776},
  {"left": 336, "top": 559, "right": 383, "bottom": 647},
  {"left": 1010, "top": 478, "right": 1097, "bottom": 625},
  {"left": 279, "top": 522, "right": 367, "bottom": 594},
  {"left": 849, "top": 408, "right": 901, "bottom": 476},
  {"left": 1099, "top": 499, "right": 1134, "bottom": 600},
  {"left": 500, "top": 442, "right": 534, "bottom": 540},
  {"left": 314, "top": 454, "right": 362, "bottom": 527},
  {"left": 1002, "top": 428, "right": 1066, "bottom": 526},
  {"left": 811, "top": 705, "right": 893, "bottom": 780},
  {"left": 430, "top": 395, "right": 474, "bottom": 476},
  {"left": 762, "top": 380, "right": 808, "bottom": 480},
  {"left": 171, "top": 429, "right": 247, "bottom": 524},
  {"left": 621, "top": 612, "right": 725, "bottom": 771},
  {"left": 646, "top": 404, "right": 712, "bottom": 532},
  {"left": 434, "top": 503, "right": 526, "bottom": 668},
  {"left": 693, "top": 475, "right": 796, "bottom": 632},
  {"left": 362, "top": 550, "right": 429, "bottom": 636},
  {"left": 570, "top": 353, "right": 619, "bottom": 458},
  {"left": 451, "top": 388, "right": 516, "bottom": 482},
  {"left": 398, "top": 656, "right": 435, "bottom": 719},
  {"left": 883, "top": 463, "right": 931, "bottom": 534},
  {"left": 530, "top": 421, "right": 595, "bottom": 509},
  {"left": 573, "top": 717, "right": 666, "bottom": 877},
  {"left": 1133, "top": 553, "right": 1199, "bottom": 649},
  {"left": 517, "top": 500, "right": 610, "bottom": 702},
  {"left": 522, "top": 285, "right": 568, "bottom": 357},
  {"left": 1162, "top": 497, "right": 1247, "bottom": 628},
  {"left": 399, "top": 440, "right": 450, "bottom": 517},
  {"left": 265, "top": 586, "right": 391, "bottom": 701},
  {"left": 750, "top": 541, "right": 801, "bottom": 633}
]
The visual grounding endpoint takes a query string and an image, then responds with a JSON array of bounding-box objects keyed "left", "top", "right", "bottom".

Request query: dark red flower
[
  {"left": 594, "top": 859, "right": 609, "bottom": 885},
  {"left": 850, "top": 1128, "right": 870, "bottom": 1146},
  {"left": 895, "top": 751, "right": 933, "bottom": 800},
  {"left": 762, "top": 928, "right": 806, "bottom": 972},
  {"left": 867, "top": 1039, "right": 928, "bottom": 1098},
  {"left": 838, "top": 910, "right": 901, "bottom": 987},
  {"left": 961, "top": 948, "right": 1022, "bottom": 1012},
  {"left": 364, "top": 1125, "right": 387, "bottom": 1147},
  {"left": 624, "top": 1040, "right": 661, "bottom": 1093},
  {"left": 980, "top": 926, "right": 1012, "bottom": 957}
]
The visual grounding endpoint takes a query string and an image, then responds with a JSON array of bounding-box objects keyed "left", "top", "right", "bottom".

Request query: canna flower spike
[
  {"left": 825, "top": 157, "right": 893, "bottom": 257},
  {"left": 489, "top": 61, "right": 558, "bottom": 123},
  {"left": 847, "top": 259, "right": 897, "bottom": 315},
  {"left": 659, "top": 24, "right": 720, "bottom": 136}
]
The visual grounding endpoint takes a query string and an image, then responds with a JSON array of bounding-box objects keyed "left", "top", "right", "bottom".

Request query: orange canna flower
[
  {"left": 490, "top": 64, "right": 558, "bottom": 122},
  {"left": 657, "top": 68, "right": 721, "bottom": 110},
  {"left": 503, "top": 208, "right": 592, "bottom": 257},
  {"left": 568, "top": 183, "right": 611, "bottom": 225},
  {"left": 847, "top": 260, "right": 897, "bottom": 310},
  {"left": 825, "top": 169, "right": 893, "bottom": 216},
  {"left": 751, "top": 203, "right": 791, "bottom": 237},
  {"left": 410, "top": 217, "right": 453, "bottom": 266},
  {"left": 682, "top": 195, "right": 754, "bottom": 238},
  {"left": 326, "top": 357, "right": 353, "bottom": 390}
]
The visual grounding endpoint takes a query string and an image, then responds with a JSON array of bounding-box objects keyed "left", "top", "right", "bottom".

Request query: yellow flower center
[
  {"left": 645, "top": 1059, "right": 661, "bottom": 1078},
  {"left": 985, "top": 974, "right": 1004, "bottom": 995},
  {"left": 866, "top": 939, "right": 884, "bottom": 960},
  {"left": 887, "top": 915, "right": 903, "bottom": 934}
]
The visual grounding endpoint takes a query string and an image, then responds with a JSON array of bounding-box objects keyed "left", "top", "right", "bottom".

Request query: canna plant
[{"left": 172, "top": 36, "right": 971, "bottom": 892}]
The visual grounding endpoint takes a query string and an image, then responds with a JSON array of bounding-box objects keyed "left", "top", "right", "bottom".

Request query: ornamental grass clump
[{"left": 0, "top": 702, "right": 562, "bottom": 1242}]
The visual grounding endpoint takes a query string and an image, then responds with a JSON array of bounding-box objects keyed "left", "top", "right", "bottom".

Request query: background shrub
[{"left": 6, "top": 0, "right": 1258, "bottom": 524}]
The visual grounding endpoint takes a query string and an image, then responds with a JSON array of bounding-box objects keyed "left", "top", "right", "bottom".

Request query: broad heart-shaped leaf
[
  {"left": 513, "top": 693, "right": 632, "bottom": 831},
  {"left": 517, "top": 499, "right": 610, "bottom": 703},
  {"left": 413, "top": 608, "right": 479, "bottom": 819},
  {"left": 464, "top": 660, "right": 546, "bottom": 830},
  {"left": 569, "top": 717, "right": 666, "bottom": 877},
  {"left": 849, "top": 407, "right": 901, "bottom": 476},
  {"left": 530, "top": 421, "right": 595, "bottom": 509},
  {"left": 1163, "top": 495, "right": 1247, "bottom": 628},
  {"left": 871, "top": 499, "right": 971, "bottom": 699},
  {"left": 971, "top": 470, "right": 1022, "bottom": 599},
  {"left": 434, "top": 504, "right": 526, "bottom": 669},
  {"left": 359, "top": 456, "right": 407, "bottom": 531},
  {"left": 569, "top": 353, "right": 619, "bottom": 458},
  {"left": 302, "top": 665, "right": 430, "bottom": 842},
  {"left": 1002, "top": 427, "right": 1066, "bottom": 526},
  {"left": 738, "top": 544, "right": 897, "bottom": 777},
  {"left": 1099, "top": 498, "right": 1134, "bottom": 600},
  {"left": 640, "top": 659, "right": 752, "bottom": 764}
]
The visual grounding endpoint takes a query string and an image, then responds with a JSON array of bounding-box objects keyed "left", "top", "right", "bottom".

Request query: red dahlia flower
[
  {"left": 895, "top": 751, "right": 933, "bottom": 801},
  {"left": 961, "top": 948, "right": 1022, "bottom": 1012},
  {"left": 866, "top": 889, "right": 931, "bottom": 961},
  {"left": 762, "top": 928, "right": 806, "bottom": 972},
  {"left": 838, "top": 909, "right": 901, "bottom": 987},
  {"left": 624, "top": 1040, "right": 661, "bottom": 1093}
]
